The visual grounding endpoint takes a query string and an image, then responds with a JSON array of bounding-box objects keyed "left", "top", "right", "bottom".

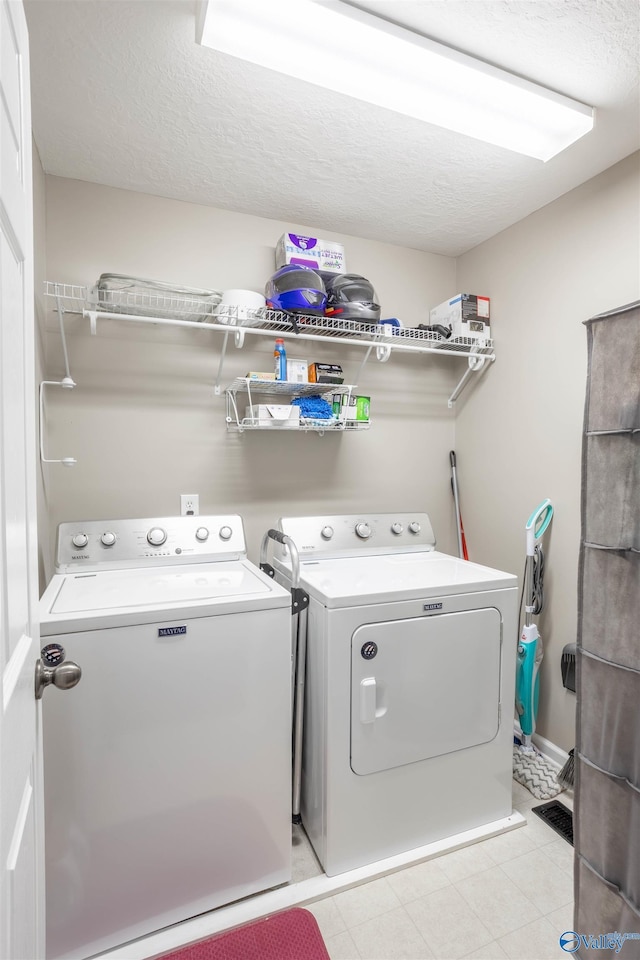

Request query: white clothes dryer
[
  {"left": 39, "top": 516, "right": 292, "bottom": 960},
  {"left": 273, "top": 513, "right": 518, "bottom": 877}
]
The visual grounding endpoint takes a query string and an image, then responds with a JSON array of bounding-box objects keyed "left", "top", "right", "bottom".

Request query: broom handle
[{"left": 450, "top": 451, "right": 464, "bottom": 559}]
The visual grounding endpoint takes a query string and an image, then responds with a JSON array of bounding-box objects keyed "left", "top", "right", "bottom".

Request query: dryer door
[{"left": 351, "top": 609, "right": 502, "bottom": 775}]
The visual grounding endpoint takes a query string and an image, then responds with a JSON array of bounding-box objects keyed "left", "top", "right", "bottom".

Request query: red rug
[{"left": 155, "top": 908, "right": 330, "bottom": 960}]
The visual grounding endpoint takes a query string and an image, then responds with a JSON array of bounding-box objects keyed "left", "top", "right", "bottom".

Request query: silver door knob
[{"left": 35, "top": 659, "right": 82, "bottom": 700}]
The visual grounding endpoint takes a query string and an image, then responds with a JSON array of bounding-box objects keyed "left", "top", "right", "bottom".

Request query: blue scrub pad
[{"left": 291, "top": 396, "right": 334, "bottom": 419}]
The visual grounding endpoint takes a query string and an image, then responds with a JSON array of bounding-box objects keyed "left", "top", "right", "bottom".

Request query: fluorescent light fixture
[{"left": 197, "top": 0, "right": 594, "bottom": 162}]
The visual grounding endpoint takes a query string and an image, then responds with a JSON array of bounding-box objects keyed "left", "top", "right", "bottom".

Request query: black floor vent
[{"left": 532, "top": 800, "right": 574, "bottom": 846}]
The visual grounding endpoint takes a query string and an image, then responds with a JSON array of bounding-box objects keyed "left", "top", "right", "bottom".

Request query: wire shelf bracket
[{"left": 448, "top": 354, "right": 493, "bottom": 408}]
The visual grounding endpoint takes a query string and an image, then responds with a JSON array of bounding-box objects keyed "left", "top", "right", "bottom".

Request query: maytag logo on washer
[
  {"left": 424, "top": 602, "right": 443, "bottom": 611},
  {"left": 158, "top": 626, "right": 187, "bottom": 637}
]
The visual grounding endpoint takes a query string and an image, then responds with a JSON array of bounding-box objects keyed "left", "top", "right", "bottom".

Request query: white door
[
  {"left": 350, "top": 608, "right": 502, "bottom": 776},
  {"left": 0, "top": 2, "right": 44, "bottom": 957}
]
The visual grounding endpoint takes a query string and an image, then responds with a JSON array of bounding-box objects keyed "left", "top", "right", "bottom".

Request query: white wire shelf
[
  {"left": 44, "top": 281, "right": 494, "bottom": 357},
  {"left": 224, "top": 379, "right": 366, "bottom": 434},
  {"left": 227, "top": 418, "right": 370, "bottom": 434},
  {"left": 44, "top": 281, "right": 495, "bottom": 406},
  {"left": 226, "top": 378, "right": 353, "bottom": 397}
]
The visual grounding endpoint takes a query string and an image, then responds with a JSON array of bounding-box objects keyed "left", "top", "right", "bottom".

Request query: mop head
[{"left": 513, "top": 745, "right": 563, "bottom": 800}]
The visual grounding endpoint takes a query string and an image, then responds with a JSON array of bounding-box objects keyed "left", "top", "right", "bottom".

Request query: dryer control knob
[
  {"left": 391, "top": 522, "right": 403, "bottom": 535},
  {"left": 147, "top": 527, "right": 167, "bottom": 546},
  {"left": 101, "top": 532, "right": 116, "bottom": 546},
  {"left": 355, "top": 522, "right": 372, "bottom": 540},
  {"left": 72, "top": 533, "right": 88, "bottom": 548},
  {"left": 408, "top": 521, "right": 421, "bottom": 535},
  {"left": 195, "top": 527, "right": 210, "bottom": 542},
  {"left": 321, "top": 525, "right": 334, "bottom": 540},
  {"left": 219, "top": 526, "right": 233, "bottom": 541}
]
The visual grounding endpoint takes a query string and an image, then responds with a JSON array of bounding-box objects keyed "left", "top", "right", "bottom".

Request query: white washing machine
[
  {"left": 39, "top": 515, "right": 292, "bottom": 960},
  {"left": 274, "top": 513, "right": 518, "bottom": 877}
]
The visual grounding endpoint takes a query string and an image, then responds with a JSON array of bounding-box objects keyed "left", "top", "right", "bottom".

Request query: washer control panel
[
  {"left": 56, "top": 516, "right": 247, "bottom": 571},
  {"left": 279, "top": 513, "right": 436, "bottom": 558}
]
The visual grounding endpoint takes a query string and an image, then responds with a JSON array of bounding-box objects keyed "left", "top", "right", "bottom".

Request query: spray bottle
[{"left": 274, "top": 338, "right": 287, "bottom": 381}]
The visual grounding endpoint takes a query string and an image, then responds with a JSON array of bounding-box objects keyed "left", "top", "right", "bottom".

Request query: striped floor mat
[{"left": 513, "top": 745, "right": 563, "bottom": 799}]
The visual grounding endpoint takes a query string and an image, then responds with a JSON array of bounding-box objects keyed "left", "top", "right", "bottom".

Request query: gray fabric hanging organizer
[{"left": 575, "top": 301, "right": 640, "bottom": 958}]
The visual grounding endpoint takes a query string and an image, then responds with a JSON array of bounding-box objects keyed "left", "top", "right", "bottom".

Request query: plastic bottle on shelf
[{"left": 274, "top": 338, "right": 287, "bottom": 381}]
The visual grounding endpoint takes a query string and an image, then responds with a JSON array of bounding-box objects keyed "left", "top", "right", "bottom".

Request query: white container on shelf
[
  {"left": 244, "top": 404, "right": 301, "bottom": 428},
  {"left": 215, "top": 289, "right": 266, "bottom": 324}
]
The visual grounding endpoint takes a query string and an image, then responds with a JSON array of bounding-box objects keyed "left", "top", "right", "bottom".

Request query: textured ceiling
[{"left": 25, "top": 0, "right": 640, "bottom": 256}]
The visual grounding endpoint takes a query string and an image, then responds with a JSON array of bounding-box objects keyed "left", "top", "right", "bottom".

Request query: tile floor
[{"left": 304, "top": 782, "right": 574, "bottom": 960}]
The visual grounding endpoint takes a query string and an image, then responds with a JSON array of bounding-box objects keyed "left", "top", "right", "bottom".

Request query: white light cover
[{"left": 197, "top": 0, "right": 594, "bottom": 162}]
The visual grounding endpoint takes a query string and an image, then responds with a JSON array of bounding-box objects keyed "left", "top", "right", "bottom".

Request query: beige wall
[
  {"left": 41, "top": 177, "right": 458, "bottom": 578},
  {"left": 455, "top": 152, "right": 640, "bottom": 752},
  {"left": 39, "top": 156, "right": 640, "bottom": 752}
]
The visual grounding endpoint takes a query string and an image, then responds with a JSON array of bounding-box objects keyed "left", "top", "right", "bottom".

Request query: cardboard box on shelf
[
  {"left": 430, "top": 294, "right": 491, "bottom": 341},
  {"left": 276, "top": 233, "right": 345, "bottom": 274},
  {"left": 286, "top": 359, "right": 308, "bottom": 383},
  {"left": 308, "top": 362, "right": 344, "bottom": 384},
  {"left": 333, "top": 394, "right": 370, "bottom": 421},
  {"left": 244, "top": 405, "right": 301, "bottom": 428}
]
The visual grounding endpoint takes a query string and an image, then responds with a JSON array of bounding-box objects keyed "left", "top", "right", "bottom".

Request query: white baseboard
[
  {"left": 514, "top": 723, "right": 570, "bottom": 770},
  {"left": 532, "top": 732, "right": 570, "bottom": 770}
]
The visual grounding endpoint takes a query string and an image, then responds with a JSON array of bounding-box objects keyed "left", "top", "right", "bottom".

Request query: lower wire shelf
[
  {"left": 224, "top": 379, "right": 370, "bottom": 434},
  {"left": 226, "top": 417, "right": 370, "bottom": 434}
]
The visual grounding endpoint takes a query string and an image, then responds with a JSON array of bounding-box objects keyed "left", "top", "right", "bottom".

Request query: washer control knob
[
  {"left": 101, "top": 532, "right": 116, "bottom": 547},
  {"left": 355, "top": 522, "right": 372, "bottom": 540},
  {"left": 195, "top": 527, "right": 210, "bottom": 542},
  {"left": 219, "top": 526, "right": 233, "bottom": 541},
  {"left": 321, "top": 525, "right": 334, "bottom": 540},
  {"left": 391, "top": 522, "right": 403, "bottom": 535},
  {"left": 409, "top": 521, "right": 421, "bottom": 535},
  {"left": 72, "top": 533, "right": 88, "bottom": 548},
  {"left": 147, "top": 527, "right": 167, "bottom": 546}
]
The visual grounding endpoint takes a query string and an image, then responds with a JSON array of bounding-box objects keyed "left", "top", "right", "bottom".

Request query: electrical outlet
[{"left": 180, "top": 494, "right": 199, "bottom": 516}]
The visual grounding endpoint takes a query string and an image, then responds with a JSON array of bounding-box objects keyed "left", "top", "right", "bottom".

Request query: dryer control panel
[
  {"left": 56, "top": 515, "right": 247, "bottom": 572},
  {"left": 278, "top": 513, "right": 437, "bottom": 559}
]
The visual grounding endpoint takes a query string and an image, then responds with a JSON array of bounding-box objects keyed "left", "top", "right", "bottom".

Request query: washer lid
[
  {"left": 287, "top": 550, "right": 517, "bottom": 607},
  {"left": 40, "top": 560, "right": 290, "bottom": 634}
]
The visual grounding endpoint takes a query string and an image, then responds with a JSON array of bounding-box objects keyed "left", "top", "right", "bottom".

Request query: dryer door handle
[{"left": 360, "top": 677, "right": 377, "bottom": 724}]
